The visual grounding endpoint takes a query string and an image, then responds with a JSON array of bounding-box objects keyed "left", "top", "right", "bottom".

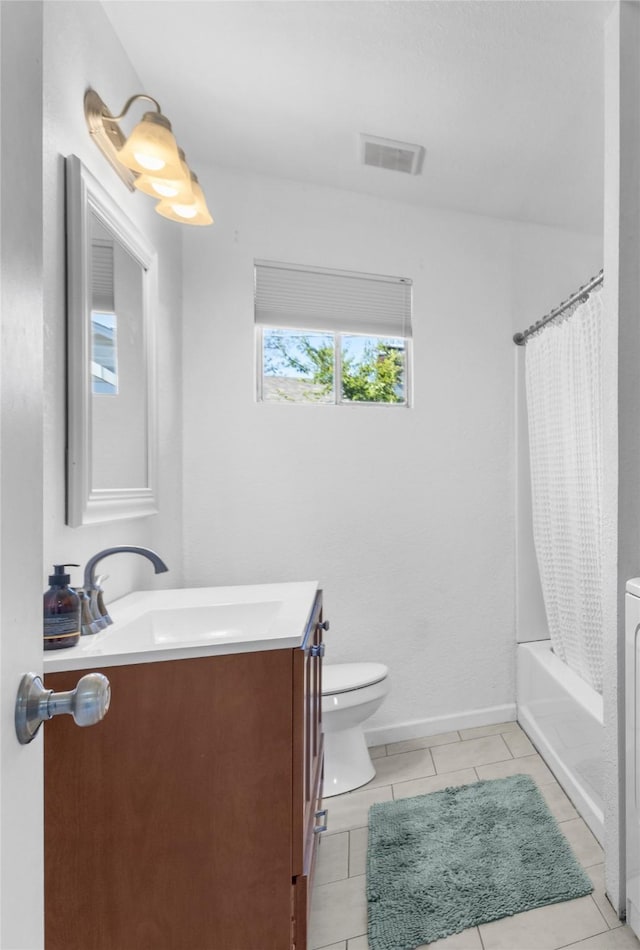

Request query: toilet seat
[{"left": 322, "top": 662, "right": 388, "bottom": 695}]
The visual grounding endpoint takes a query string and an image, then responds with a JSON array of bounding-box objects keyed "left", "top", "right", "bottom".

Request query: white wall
[
  {"left": 181, "top": 165, "right": 600, "bottom": 741},
  {"left": 42, "top": 1, "right": 184, "bottom": 599}
]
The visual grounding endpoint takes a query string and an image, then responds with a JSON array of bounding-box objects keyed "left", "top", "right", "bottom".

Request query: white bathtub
[{"left": 517, "top": 640, "right": 604, "bottom": 844}]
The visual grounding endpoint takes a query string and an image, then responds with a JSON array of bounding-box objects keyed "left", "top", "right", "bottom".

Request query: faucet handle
[
  {"left": 78, "top": 589, "right": 108, "bottom": 636},
  {"left": 93, "top": 574, "right": 112, "bottom": 625}
]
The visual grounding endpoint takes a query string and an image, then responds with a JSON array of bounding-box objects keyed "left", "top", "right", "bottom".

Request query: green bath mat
[{"left": 367, "top": 773, "right": 593, "bottom": 950}]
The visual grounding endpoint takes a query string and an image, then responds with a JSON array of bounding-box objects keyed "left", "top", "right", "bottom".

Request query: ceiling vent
[{"left": 360, "top": 134, "right": 425, "bottom": 175}]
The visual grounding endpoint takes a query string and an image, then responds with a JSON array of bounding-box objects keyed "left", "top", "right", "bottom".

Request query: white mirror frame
[{"left": 66, "top": 154, "right": 158, "bottom": 526}]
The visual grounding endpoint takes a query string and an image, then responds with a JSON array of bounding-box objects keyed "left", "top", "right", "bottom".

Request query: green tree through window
[
  {"left": 262, "top": 329, "right": 407, "bottom": 405},
  {"left": 342, "top": 335, "right": 405, "bottom": 403}
]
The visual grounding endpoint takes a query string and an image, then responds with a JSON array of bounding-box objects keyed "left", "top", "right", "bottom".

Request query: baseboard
[{"left": 364, "top": 703, "right": 517, "bottom": 747}]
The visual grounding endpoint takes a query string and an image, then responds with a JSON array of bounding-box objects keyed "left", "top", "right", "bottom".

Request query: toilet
[{"left": 321, "top": 662, "right": 390, "bottom": 797}]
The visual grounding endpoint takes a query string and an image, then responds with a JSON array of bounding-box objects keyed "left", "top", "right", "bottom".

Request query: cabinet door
[{"left": 45, "top": 651, "right": 295, "bottom": 950}]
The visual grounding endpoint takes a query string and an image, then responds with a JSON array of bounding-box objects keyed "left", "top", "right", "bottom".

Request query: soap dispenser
[{"left": 43, "top": 564, "right": 81, "bottom": 651}]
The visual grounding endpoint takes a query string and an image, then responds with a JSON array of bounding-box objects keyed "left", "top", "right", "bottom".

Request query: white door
[{"left": 0, "top": 2, "right": 45, "bottom": 947}]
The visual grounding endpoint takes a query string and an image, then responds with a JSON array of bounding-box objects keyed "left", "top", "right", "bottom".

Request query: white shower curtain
[{"left": 525, "top": 287, "right": 604, "bottom": 693}]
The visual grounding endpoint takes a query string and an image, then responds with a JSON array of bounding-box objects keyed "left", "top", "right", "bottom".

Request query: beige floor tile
[
  {"left": 538, "top": 781, "right": 579, "bottom": 823},
  {"left": 393, "top": 767, "right": 478, "bottom": 800},
  {"left": 315, "top": 831, "right": 349, "bottom": 886},
  {"left": 322, "top": 784, "right": 393, "bottom": 834},
  {"left": 560, "top": 817, "right": 604, "bottom": 868},
  {"left": 309, "top": 874, "right": 367, "bottom": 950},
  {"left": 368, "top": 745, "right": 386, "bottom": 760},
  {"left": 587, "top": 864, "right": 623, "bottom": 930},
  {"left": 458, "top": 721, "right": 521, "bottom": 740},
  {"left": 312, "top": 725, "right": 616, "bottom": 950},
  {"left": 386, "top": 731, "right": 460, "bottom": 755},
  {"left": 365, "top": 747, "right": 435, "bottom": 789},
  {"left": 479, "top": 895, "right": 607, "bottom": 949},
  {"left": 349, "top": 827, "right": 368, "bottom": 878},
  {"left": 432, "top": 734, "right": 512, "bottom": 773},
  {"left": 560, "top": 925, "right": 640, "bottom": 948},
  {"left": 476, "top": 752, "right": 556, "bottom": 785},
  {"left": 417, "top": 926, "right": 483, "bottom": 948},
  {"left": 503, "top": 728, "right": 536, "bottom": 757}
]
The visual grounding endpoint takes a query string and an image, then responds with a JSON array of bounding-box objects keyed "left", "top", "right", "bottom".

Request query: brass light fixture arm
[
  {"left": 109, "top": 93, "right": 162, "bottom": 122},
  {"left": 84, "top": 90, "right": 169, "bottom": 191}
]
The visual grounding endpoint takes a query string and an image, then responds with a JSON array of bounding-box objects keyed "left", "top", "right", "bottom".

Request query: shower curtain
[{"left": 525, "top": 286, "right": 604, "bottom": 693}]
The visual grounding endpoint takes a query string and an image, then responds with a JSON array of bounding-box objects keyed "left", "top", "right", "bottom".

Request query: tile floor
[{"left": 308, "top": 721, "right": 640, "bottom": 950}]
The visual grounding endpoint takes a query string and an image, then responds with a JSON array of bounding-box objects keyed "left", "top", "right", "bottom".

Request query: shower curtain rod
[{"left": 512, "top": 269, "right": 604, "bottom": 346}]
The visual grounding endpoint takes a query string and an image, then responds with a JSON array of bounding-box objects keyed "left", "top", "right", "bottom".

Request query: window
[
  {"left": 91, "top": 237, "right": 119, "bottom": 395},
  {"left": 91, "top": 311, "right": 119, "bottom": 394},
  {"left": 255, "top": 261, "right": 412, "bottom": 406}
]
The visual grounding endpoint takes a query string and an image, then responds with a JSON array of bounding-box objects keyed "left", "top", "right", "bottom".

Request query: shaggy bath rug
[{"left": 367, "top": 773, "right": 593, "bottom": 950}]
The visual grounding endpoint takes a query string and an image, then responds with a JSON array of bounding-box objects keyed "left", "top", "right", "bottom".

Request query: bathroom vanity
[{"left": 42, "top": 582, "right": 324, "bottom": 950}]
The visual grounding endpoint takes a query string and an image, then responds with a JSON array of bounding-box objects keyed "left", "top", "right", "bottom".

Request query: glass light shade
[
  {"left": 155, "top": 174, "right": 213, "bottom": 226},
  {"left": 134, "top": 149, "right": 193, "bottom": 201},
  {"left": 117, "top": 112, "right": 183, "bottom": 179}
]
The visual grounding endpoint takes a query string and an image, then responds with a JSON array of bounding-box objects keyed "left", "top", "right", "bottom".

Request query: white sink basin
[
  {"left": 109, "top": 601, "right": 283, "bottom": 647},
  {"left": 42, "top": 581, "right": 319, "bottom": 672}
]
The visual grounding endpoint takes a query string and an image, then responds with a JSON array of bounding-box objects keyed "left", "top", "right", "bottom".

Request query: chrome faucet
[{"left": 80, "top": 546, "right": 169, "bottom": 635}]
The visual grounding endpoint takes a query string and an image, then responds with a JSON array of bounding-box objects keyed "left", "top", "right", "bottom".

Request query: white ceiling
[{"left": 101, "top": 0, "right": 609, "bottom": 234}]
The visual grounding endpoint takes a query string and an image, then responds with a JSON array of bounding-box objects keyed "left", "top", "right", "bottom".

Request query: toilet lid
[{"left": 322, "top": 662, "right": 388, "bottom": 695}]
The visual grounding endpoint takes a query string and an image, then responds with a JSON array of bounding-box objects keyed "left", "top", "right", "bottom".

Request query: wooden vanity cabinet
[
  {"left": 292, "top": 592, "right": 324, "bottom": 949},
  {"left": 44, "top": 590, "right": 324, "bottom": 950}
]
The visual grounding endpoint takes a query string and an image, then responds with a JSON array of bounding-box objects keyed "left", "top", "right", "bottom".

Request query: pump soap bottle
[{"left": 43, "top": 564, "right": 81, "bottom": 651}]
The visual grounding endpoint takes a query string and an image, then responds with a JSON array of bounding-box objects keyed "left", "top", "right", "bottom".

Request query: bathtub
[{"left": 517, "top": 640, "right": 604, "bottom": 844}]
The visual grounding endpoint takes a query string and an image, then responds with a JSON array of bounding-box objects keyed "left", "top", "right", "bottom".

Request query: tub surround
[
  {"left": 517, "top": 640, "right": 604, "bottom": 845},
  {"left": 42, "top": 580, "right": 318, "bottom": 672}
]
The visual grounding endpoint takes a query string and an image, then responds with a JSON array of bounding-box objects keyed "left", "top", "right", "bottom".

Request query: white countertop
[{"left": 42, "top": 581, "right": 319, "bottom": 673}]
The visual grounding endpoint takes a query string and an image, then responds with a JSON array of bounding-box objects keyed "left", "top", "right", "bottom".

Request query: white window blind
[
  {"left": 255, "top": 260, "right": 412, "bottom": 338},
  {"left": 91, "top": 239, "right": 115, "bottom": 313}
]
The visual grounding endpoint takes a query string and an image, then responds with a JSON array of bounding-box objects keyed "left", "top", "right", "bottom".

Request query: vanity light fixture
[
  {"left": 156, "top": 172, "right": 213, "bottom": 227},
  {"left": 84, "top": 88, "right": 213, "bottom": 226},
  {"left": 116, "top": 107, "right": 182, "bottom": 178},
  {"left": 134, "top": 148, "right": 193, "bottom": 201}
]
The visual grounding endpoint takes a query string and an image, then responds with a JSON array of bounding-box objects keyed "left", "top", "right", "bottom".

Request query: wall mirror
[{"left": 66, "top": 154, "right": 158, "bottom": 526}]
